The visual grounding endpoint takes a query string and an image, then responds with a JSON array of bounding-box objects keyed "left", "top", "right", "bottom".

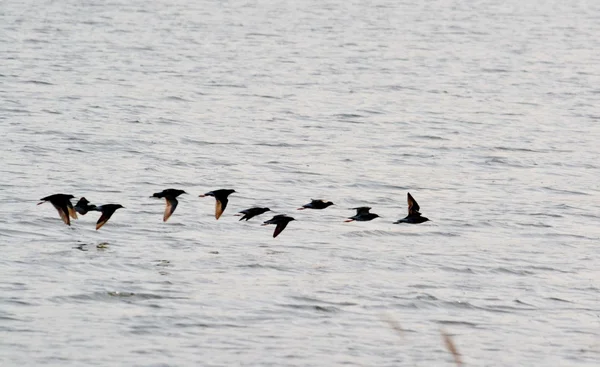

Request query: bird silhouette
[
  {"left": 199, "top": 189, "right": 236, "bottom": 219},
  {"left": 297, "top": 199, "right": 334, "bottom": 210},
  {"left": 38, "top": 194, "right": 77, "bottom": 225},
  {"left": 152, "top": 189, "right": 187, "bottom": 222},
  {"left": 344, "top": 207, "right": 380, "bottom": 222},
  {"left": 262, "top": 214, "right": 295, "bottom": 238},
  {"left": 95, "top": 204, "right": 125, "bottom": 230},
  {"left": 235, "top": 207, "right": 271, "bottom": 221},
  {"left": 74, "top": 197, "right": 98, "bottom": 215},
  {"left": 394, "top": 192, "right": 429, "bottom": 224}
]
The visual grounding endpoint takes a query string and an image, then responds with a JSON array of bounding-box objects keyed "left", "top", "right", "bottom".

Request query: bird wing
[
  {"left": 96, "top": 209, "right": 115, "bottom": 230},
  {"left": 164, "top": 197, "right": 179, "bottom": 222},
  {"left": 355, "top": 207, "right": 371, "bottom": 215},
  {"left": 67, "top": 202, "right": 78, "bottom": 219},
  {"left": 273, "top": 221, "right": 290, "bottom": 238},
  {"left": 407, "top": 193, "right": 420, "bottom": 214},
  {"left": 75, "top": 198, "right": 87, "bottom": 206},
  {"left": 51, "top": 202, "right": 70, "bottom": 225},
  {"left": 215, "top": 198, "right": 228, "bottom": 219}
]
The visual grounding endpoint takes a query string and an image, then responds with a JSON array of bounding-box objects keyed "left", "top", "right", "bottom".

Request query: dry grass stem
[
  {"left": 380, "top": 313, "right": 405, "bottom": 340},
  {"left": 441, "top": 329, "right": 463, "bottom": 366}
]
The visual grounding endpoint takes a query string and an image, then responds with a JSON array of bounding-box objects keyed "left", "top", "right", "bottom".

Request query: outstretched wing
[
  {"left": 273, "top": 221, "right": 290, "bottom": 238},
  {"left": 67, "top": 202, "right": 78, "bottom": 220},
  {"left": 407, "top": 193, "right": 420, "bottom": 214},
  {"left": 52, "top": 203, "right": 71, "bottom": 225},
  {"left": 96, "top": 210, "right": 115, "bottom": 230},
  {"left": 164, "top": 197, "right": 179, "bottom": 222},
  {"left": 215, "top": 198, "right": 228, "bottom": 219},
  {"left": 354, "top": 207, "right": 371, "bottom": 215}
]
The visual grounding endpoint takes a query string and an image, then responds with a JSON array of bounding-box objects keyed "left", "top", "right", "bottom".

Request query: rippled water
[{"left": 2, "top": 0, "right": 600, "bottom": 366}]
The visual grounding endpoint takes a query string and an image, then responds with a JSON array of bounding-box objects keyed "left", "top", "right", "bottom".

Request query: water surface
[{"left": 1, "top": 0, "right": 600, "bottom": 366}]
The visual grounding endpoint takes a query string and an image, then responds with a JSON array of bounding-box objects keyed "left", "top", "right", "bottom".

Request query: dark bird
[
  {"left": 394, "top": 192, "right": 430, "bottom": 224},
  {"left": 297, "top": 199, "right": 334, "bottom": 210},
  {"left": 95, "top": 204, "right": 124, "bottom": 230},
  {"left": 344, "top": 207, "right": 380, "bottom": 222},
  {"left": 152, "top": 189, "right": 187, "bottom": 222},
  {"left": 262, "top": 214, "right": 295, "bottom": 238},
  {"left": 235, "top": 207, "right": 271, "bottom": 221},
  {"left": 37, "top": 194, "right": 77, "bottom": 225},
  {"left": 199, "top": 189, "right": 236, "bottom": 219},
  {"left": 74, "top": 197, "right": 98, "bottom": 215}
]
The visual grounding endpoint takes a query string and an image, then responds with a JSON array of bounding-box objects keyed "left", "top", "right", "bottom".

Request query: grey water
[{"left": 2, "top": 0, "right": 600, "bottom": 365}]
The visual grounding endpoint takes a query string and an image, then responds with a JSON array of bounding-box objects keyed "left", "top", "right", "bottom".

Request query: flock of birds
[{"left": 38, "top": 189, "right": 430, "bottom": 238}]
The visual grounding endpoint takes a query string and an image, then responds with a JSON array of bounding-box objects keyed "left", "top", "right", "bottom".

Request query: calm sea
[{"left": 1, "top": 0, "right": 600, "bottom": 365}]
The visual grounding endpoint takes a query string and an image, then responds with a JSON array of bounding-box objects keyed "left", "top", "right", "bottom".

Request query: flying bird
[
  {"left": 74, "top": 197, "right": 98, "bottom": 215},
  {"left": 199, "top": 189, "right": 236, "bottom": 219},
  {"left": 152, "top": 188, "right": 186, "bottom": 222},
  {"left": 235, "top": 207, "right": 271, "bottom": 221},
  {"left": 297, "top": 199, "right": 334, "bottom": 210},
  {"left": 95, "top": 204, "right": 125, "bottom": 230},
  {"left": 38, "top": 194, "right": 77, "bottom": 225},
  {"left": 345, "top": 207, "right": 380, "bottom": 222},
  {"left": 394, "top": 192, "right": 430, "bottom": 224},
  {"left": 262, "top": 214, "right": 295, "bottom": 238}
]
